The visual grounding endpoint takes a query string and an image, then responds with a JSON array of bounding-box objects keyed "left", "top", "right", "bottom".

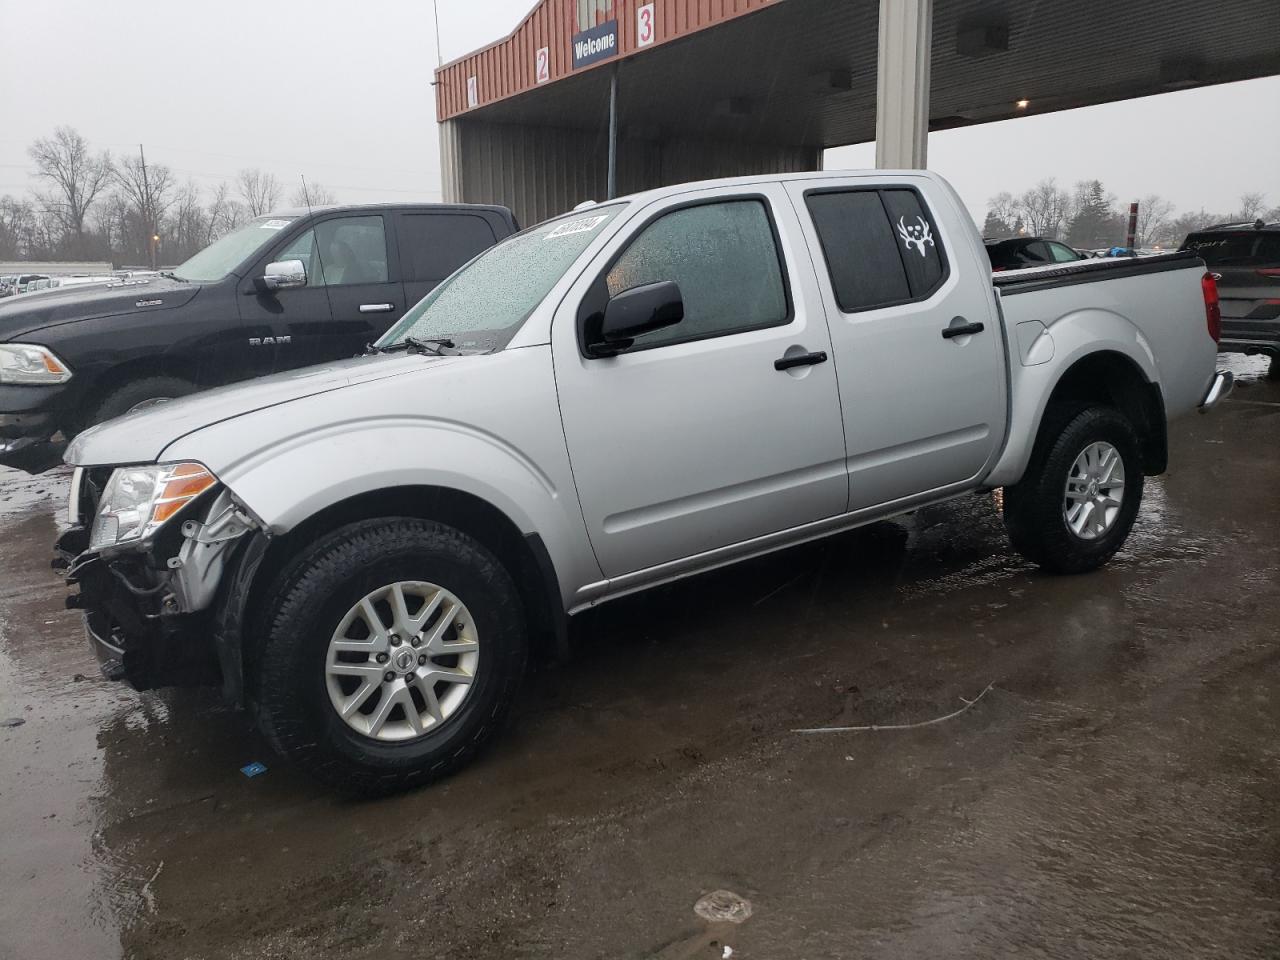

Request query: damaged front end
[{"left": 54, "top": 463, "right": 269, "bottom": 703}]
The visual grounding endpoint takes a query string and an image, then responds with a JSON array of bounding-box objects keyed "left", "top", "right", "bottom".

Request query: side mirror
[
  {"left": 589, "top": 280, "right": 684, "bottom": 357},
  {"left": 255, "top": 259, "right": 307, "bottom": 293}
]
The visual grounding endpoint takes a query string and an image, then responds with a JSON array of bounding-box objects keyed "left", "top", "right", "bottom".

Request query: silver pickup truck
[{"left": 56, "top": 170, "right": 1232, "bottom": 793}]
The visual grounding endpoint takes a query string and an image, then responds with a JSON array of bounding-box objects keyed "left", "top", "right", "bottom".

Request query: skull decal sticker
[{"left": 896, "top": 215, "right": 935, "bottom": 258}]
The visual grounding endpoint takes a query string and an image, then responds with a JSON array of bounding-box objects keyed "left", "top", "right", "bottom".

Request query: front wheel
[
  {"left": 1002, "top": 405, "right": 1144, "bottom": 574},
  {"left": 252, "top": 518, "right": 527, "bottom": 795}
]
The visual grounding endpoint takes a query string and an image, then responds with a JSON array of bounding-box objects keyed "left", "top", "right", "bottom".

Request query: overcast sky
[{"left": 1, "top": 0, "right": 1276, "bottom": 223}]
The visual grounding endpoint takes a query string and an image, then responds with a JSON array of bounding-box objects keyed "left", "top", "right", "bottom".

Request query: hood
[
  {"left": 65, "top": 353, "right": 446, "bottom": 467},
  {"left": 0, "top": 276, "right": 201, "bottom": 341}
]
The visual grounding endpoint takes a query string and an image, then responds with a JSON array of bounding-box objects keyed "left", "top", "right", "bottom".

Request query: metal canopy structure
[{"left": 436, "top": 0, "right": 1280, "bottom": 226}]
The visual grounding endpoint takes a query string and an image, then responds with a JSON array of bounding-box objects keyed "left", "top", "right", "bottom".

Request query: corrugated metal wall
[
  {"left": 436, "top": 0, "right": 778, "bottom": 121},
  {"left": 441, "top": 118, "right": 820, "bottom": 226}
]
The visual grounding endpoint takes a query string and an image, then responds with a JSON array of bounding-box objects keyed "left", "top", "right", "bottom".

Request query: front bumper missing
[
  {"left": 55, "top": 487, "right": 267, "bottom": 699},
  {"left": 1199, "top": 370, "right": 1234, "bottom": 413},
  {"left": 56, "top": 530, "right": 224, "bottom": 690}
]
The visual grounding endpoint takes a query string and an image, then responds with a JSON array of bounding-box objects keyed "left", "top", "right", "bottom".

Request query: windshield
[
  {"left": 172, "top": 216, "right": 296, "bottom": 282},
  {"left": 378, "top": 206, "right": 622, "bottom": 352}
]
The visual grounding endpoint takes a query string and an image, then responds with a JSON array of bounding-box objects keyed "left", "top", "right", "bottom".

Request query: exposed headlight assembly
[
  {"left": 89, "top": 462, "right": 217, "bottom": 552},
  {"left": 0, "top": 343, "right": 73, "bottom": 384}
]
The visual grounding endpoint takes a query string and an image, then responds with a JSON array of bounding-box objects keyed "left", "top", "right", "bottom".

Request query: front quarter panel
[{"left": 159, "top": 347, "right": 601, "bottom": 605}]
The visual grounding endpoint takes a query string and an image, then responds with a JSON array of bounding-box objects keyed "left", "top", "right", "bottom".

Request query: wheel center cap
[
  {"left": 392, "top": 648, "right": 417, "bottom": 673},
  {"left": 1086, "top": 479, "right": 1099, "bottom": 498}
]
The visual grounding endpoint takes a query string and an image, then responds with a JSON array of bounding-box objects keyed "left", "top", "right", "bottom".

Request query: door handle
[
  {"left": 774, "top": 350, "right": 828, "bottom": 371},
  {"left": 359, "top": 303, "right": 396, "bottom": 314},
  {"left": 941, "top": 318, "right": 985, "bottom": 339}
]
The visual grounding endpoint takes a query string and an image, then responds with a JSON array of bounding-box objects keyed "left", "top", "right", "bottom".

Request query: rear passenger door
[
  {"left": 396, "top": 211, "right": 501, "bottom": 307},
  {"left": 786, "top": 178, "right": 1005, "bottom": 511}
]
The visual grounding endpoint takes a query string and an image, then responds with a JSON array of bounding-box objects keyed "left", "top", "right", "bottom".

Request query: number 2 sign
[
  {"left": 535, "top": 46, "right": 550, "bottom": 84},
  {"left": 637, "top": 3, "right": 655, "bottom": 47}
]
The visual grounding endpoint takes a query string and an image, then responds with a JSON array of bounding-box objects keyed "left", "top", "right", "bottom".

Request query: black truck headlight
[
  {"left": 0, "top": 343, "right": 73, "bottom": 384},
  {"left": 89, "top": 463, "right": 216, "bottom": 552}
]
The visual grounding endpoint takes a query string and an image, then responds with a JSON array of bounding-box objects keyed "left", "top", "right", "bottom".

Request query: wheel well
[
  {"left": 75, "top": 355, "right": 203, "bottom": 430},
  {"left": 1043, "top": 351, "right": 1167, "bottom": 474},
  {"left": 246, "top": 486, "right": 565, "bottom": 664}
]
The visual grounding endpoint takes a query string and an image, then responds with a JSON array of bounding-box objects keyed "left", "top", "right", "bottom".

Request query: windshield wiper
[
  {"left": 364, "top": 337, "right": 456, "bottom": 357},
  {"left": 159, "top": 271, "right": 188, "bottom": 283},
  {"left": 405, "top": 337, "right": 455, "bottom": 355}
]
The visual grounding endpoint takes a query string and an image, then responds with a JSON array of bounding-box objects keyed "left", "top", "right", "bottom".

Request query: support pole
[
  {"left": 874, "top": 0, "right": 933, "bottom": 169},
  {"left": 607, "top": 65, "right": 619, "bottom": 199}
]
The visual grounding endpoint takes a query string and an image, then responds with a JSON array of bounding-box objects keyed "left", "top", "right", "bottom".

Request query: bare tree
[
  {"left": 987, "top": 191, "right": 1018, "bottom": 229},
  {"left": 0, "top": 195, "right": 39, "bottom": 259},
  {"left": 114, "top": 154, "right": 177, "bottom": 264},
  {"left": 237, "top": 168, "right": 283, "bottom": 216},
  {"left": 290, "top": 180, "right": 337, "bottom": 208},
  {"left": 204, "top": 182, "right": 245, "bottom": 245},
  {"left": 1133, "top": 194, "right": 1175, "bottom": 247},
  {"left": 170, "top": 181, "right": 211, "bottom": 262},
  {"left": 1168, "top": 209, "right": 1222, "bottom": 242},
  {"left": 1236, "top": 192, "right": 1266, "bottom": 221},
  {"left": 27, "top": 126, "right": 113, "bottom": 257},
  {"left": 1016, "top": 179, "right": 1071, "bottom": 238}
]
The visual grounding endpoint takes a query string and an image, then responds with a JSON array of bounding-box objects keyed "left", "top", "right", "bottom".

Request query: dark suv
[
  {"left": 0, "top": 203, "right": 517, "bottom": 470},
  {"left": 1180, "top": 221, "right": 1280, "bottom": 376}
]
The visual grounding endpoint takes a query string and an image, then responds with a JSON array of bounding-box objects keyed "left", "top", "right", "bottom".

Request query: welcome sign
[{"left": 572, "top": 19, "right": 618, "bottom": 69}]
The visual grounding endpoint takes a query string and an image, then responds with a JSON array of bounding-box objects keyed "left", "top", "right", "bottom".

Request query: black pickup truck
[{"left": 0, "top": 202, "right": 517, "bottom": 470}]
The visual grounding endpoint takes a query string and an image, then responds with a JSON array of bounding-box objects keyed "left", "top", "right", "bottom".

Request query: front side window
[
  {"left": 274, "top": 216, "right": 389, "bottom": 287},
  {"left": 1049, "top": 242, "right": 1081, "bottom": 263},
  {"left": 603, "top": 199, "right": 789, "bottom": 351}
]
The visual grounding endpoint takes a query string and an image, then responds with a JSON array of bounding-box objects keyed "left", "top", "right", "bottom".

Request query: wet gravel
[{"left": 0, "top": 354, "right": 1277, "bottom": 959}]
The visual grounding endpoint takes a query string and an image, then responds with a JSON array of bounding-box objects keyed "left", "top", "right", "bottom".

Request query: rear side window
[
  {"left": 604, "top": 199, "right": 789, "bottom": 350},
  {"left": 1182, "top": 232, "right": 1280, "bottom": 267},
  {"left": 806, "top": 187, "right": 946, "bottom": 312},
  {"left": 880, "top": 189, "right": 946, "bottom": 296},
  {"left": 400, "top": 213, "right": 498, "bottom": 283}
]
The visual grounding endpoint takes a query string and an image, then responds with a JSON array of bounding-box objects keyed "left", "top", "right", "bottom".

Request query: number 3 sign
[{"left": 637, "top": 3, "right": 655, "bottom": 47}]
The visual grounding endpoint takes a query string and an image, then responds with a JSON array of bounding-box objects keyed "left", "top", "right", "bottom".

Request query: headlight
[
  {"left": 89, "top": 462, "right": 217, "bottom": 552},
  {"left": 0, "top": 343, "right": 73, "bottom": 384}
]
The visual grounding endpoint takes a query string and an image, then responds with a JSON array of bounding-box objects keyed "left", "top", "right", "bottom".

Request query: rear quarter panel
[{"left": 987, "top": 261, "right": 1215, "bottom": 487}]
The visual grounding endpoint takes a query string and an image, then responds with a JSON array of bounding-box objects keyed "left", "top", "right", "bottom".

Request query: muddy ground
[{"left": 1, "top": 355, "right": 1277, "bottom": 960}]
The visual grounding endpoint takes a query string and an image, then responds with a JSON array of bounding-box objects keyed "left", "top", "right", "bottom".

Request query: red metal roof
[{"left": 435, "top": 0, "right": 778, "bottom": 121}]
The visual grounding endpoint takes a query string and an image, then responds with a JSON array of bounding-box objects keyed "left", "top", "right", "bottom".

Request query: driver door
[
  {"left": 552, "top": 186, "right": 848, "bottom": 580},
  {"left": 236, "top": 221, "right": 333, "bottom": 377}
]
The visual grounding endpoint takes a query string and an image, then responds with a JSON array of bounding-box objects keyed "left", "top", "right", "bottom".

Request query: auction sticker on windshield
[
  {"left": 260, "top": 219, "right": 291, "bottom": 230},
  {"left": 545, "top": 215, "right": 609, "bottom": 240}
]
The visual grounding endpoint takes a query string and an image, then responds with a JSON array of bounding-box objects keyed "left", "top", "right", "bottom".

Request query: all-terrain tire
[
  {"left": 252, "top": 518, "right": 527, "bottom": 796},
  {"left": 1002, "top": 404, "right": 1144, "bottom": 574},
  {"left": 90, "top": 375, "right": 197, "bottom": 426}
]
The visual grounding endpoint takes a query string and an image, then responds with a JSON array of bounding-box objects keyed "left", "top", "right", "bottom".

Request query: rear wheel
[
  {"left": 252, "top": 518, "right": 527, "bottom": 795},
  {"left": 1003, "top": 404, "right": 1144, "bottom": 574},
  {"left": 90, "top": 375, "right": 197, "bottom": 426}
]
